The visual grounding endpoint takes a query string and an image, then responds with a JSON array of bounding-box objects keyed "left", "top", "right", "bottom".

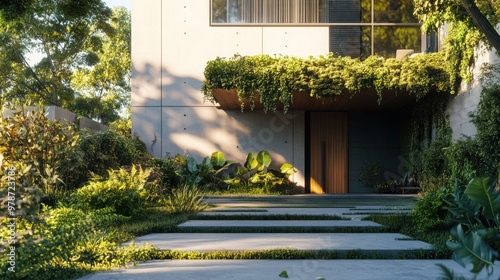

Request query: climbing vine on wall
[
  {"left": 202, "top": 52, "right": 456, "bottom": 112},
  {"left": 401, "top": 93, "right": 452, "bottom": 186}
]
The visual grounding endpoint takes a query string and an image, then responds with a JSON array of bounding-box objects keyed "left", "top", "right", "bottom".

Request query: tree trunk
[{"left": 461, "top": 0, "right": 500, "bottom": 54}]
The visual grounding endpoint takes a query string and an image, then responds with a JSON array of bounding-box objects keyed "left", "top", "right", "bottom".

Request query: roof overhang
[{"left": 212, "top": 89, "right": 419, "bottom": 111}]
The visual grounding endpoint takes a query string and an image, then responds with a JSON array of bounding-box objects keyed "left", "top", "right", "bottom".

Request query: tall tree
[
  {"left": 414, "top": 0, "right": 500, "bottom": 54},
  {"left": 71, "top": 7, "right": 131, "bottom": 124},
  {"left": 0, "top": 0, "right": 112, "bottom": 108}
]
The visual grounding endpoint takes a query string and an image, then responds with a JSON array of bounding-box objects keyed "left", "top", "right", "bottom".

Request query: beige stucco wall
[{"left": 132, "top": 0, "right": 330, "bottom": 188}]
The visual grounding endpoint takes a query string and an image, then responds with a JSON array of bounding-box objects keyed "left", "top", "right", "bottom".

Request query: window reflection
[
  {"left": 373, "top": 27, "right": 421, "bottom": 57},
  {"left": 374, "top": 0, "right": 418, "bottom": 23},
  {"left": 211, "top": 0, "right": 423, "bottom": 58},
  {"left": 212, "top": 0, "right": 329, "bottom": 23},
  {"left": 330, "top": 26, "right": 371, "bottom": 58}
]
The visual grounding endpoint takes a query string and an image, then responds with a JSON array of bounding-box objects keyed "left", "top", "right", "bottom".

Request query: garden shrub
[
  {"left": 71, "top": 166, "right": 151, "bottom": 217},
  {"left": 357, "top": 161, "right": 382, "bottom": 188},
  {"left": 445, "top": 139, "right": 485, "bottom": 187},
  {"left": 220, "top": 150, "right": 297, "bottom": 194},
  {"left": 78, "top": 130, "right": 151, "bottom": 179},
  {"left": 151, "top": 151, "right": 296, "bottom": 195},
  {"left": 0, "top": 104, "right": 82, "bottom": 200},
  {"left": 148, "top": 156, "right": 181, "bottom": 197},
  {"left": 471, "top": 86, "right": 500, "bottom": 178},
  {"left": 412, "top": 185, "right": 453, "bottom": 234}
]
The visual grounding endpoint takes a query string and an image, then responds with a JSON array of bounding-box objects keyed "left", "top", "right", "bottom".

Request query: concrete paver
[
  {"left": 77, "top": 259, "right": 500, "bottom": 280},
  {"left": 131, "top": 233, "right": 432, "bottom": 252},
  {"left": 199, "top": 207, "right": 411, "bottom": 219}
]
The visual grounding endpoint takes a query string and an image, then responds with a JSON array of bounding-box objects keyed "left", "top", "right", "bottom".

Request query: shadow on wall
[{"left": 132, "top": 63, "right": 295, "bottom": 167}]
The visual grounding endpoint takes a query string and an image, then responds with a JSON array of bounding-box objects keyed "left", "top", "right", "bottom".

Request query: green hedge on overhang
[{"left": 201, "top": 52, "right": 456, "bottom": 112}]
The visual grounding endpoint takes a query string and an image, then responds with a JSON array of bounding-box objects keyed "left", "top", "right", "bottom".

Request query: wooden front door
[{"left": 309, "top": 112, "right": 348, "bottom": 194}]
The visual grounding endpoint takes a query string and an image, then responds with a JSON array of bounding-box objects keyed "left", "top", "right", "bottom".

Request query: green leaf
[
  {"left": 280, "top": 163, "right": 295, "bottom": 176},
  {"left": 186, "top": 157, "right": 198, "bottom": 173},
  {"left": 210, "top": 151, "right": 226, "bottom": 167},
  {"left": 245, "top": 152, "right": 258, "bottom": 170},
  {"left": 464, "top": 177, "right": 500, "bottom": 220},
  {"left": 279, "top": 270, "right": 288, "bottom": 278},
  {"left": 447, "top": 224, "right": 497, "bottom": 273},
  {"left": 256, "top": 150, "right": 271, "bottom": 169}
]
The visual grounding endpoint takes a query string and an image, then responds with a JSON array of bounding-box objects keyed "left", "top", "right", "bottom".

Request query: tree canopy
[
  {"left": 414, "top": 0, "right": 500, "bottom": 54},
  {"left": 0, "top": 0, "right": 131, "bottom": 124}
]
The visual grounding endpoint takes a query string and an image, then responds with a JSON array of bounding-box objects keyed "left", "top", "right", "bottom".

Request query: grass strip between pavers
[
  {"left": 171, "top": 226, "right": 394, "bottom": 234},
  {"left": 193, "top": 214, "right": 346, "bottom": 220},
  {"left": 144, "top": 248, "right": 448, "bottom": 260}
]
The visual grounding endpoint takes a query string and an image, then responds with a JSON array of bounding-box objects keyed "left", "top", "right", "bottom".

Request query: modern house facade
[{"left": 131, "top": 0, "right": 497, "bottom": 193}]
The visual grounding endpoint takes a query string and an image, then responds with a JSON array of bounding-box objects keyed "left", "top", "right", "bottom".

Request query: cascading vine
[{"left": 202, "top": 52, "right": 457, "bottom": 113}]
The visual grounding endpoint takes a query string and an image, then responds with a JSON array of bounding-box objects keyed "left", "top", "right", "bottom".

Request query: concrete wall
[
  {"left": 2, "top": 106, "right": 108, "bottom": 132},
  {"left": 348, "top": 111, "right": 402, "bottom": 193},
  {"left": 132, "top": 0, "right": 330, "bottom": 188},
  {"left": 446, "top": 30, "right": 500, "bottom": 141}
]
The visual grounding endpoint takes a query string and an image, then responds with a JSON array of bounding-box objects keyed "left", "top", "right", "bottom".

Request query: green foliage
[
  {"left": 114, "top": 207, "right": 188, "bottom": 238},
  {"left": 71, "top": 7, "right": 131, "bottom": 124},
  {"left": 358, "top": 161, "right": 382, "bottom": 187},
  {"left": 445, "top": 140, "right": 486, "bottom": 188},
  {"left": 279, "top": 270, "right": 289, "bottom": 278},
  {"left": 202, "top": 53, "right": 455, "bottom": 112},
  {"left": 71, "top": 166, "right": 151, "bottom": 217},
  {"left": 471, "top": 85, "right": 500, "bottom": 178},
  {"left": 0, "top": 0, "right": 113, "bottom": 107},
  {"left": 164, "top": 183, "right": 208, "bottom": 214},
  {"left": 0, "top": 160, "right": 44, "bottom": 232},
  {"left": 153, "top": 151, "right": 296, "bottom": 195},
  {"left": 160, "top": 249, "right": 340, "bottom": 260},
  {"left": 109, "top": 116, "right": 132, "bottom": 137},
  {"left": 222, "top": 150, "right": 296, "bottom": 194},
  {"left": 0, "top": 104, "right": 82, "bottom": 200},
  {"left": 0, "top": 206, "right": 159, "bottom": 280},
  {"left": 78, "top": 130, "right": 151, "bottom": 179},
  {"left": 412, "top": 186, "right": 453, "bottom": 234},
  {"left": 149, "top": 155, "right": 183, "bottom": 195},
  {"left": 403, "top": 94, "right": 451, "bottom": 186},
  {"left": 414, "top": 0, "right": 500, "bottom": 82},
  {"left": 151, "top": 153, "right": 224, "bottom": 193},
  {"left": 445, "top": 177, "right": 500, "bottom": 274}
]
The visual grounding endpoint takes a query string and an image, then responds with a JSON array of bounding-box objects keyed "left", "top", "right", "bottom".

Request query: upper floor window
[
  {"left": 211, "top": 0, "right": 418, "bottom": 24},
  {"left": 212, "top": 0, "right": 328, "bottom": 23},
  {"left": 211, "top": 0, "right": 426, "bottom": 58}
]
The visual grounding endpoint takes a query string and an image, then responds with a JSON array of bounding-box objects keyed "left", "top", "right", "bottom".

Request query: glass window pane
[
  {"left": 330, "top": 26, "right": 371, "bottom": 58},
  {"left": 373, "top": 26, "right": 421, "bottom": 58},
  {"left": 373, "top": 0, "right": 418, "bottom": 23},
  {"left": 212, "top": 0, "right": 331, "bottom": 23},
  {"left": 212, "top": 0, "right": 228, "bottom": 23},
  {"left": 328, "top": 0, "right": 370, "bottom": 23}
]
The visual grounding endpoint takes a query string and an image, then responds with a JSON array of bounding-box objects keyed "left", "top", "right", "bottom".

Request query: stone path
[{"left": 79, "top": 195, "right": 500, "bottom": 280}]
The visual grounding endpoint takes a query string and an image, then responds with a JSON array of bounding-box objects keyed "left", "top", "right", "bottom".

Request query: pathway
[{"left": 79, "top": 195, "right": 499, "bottom": 280}]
